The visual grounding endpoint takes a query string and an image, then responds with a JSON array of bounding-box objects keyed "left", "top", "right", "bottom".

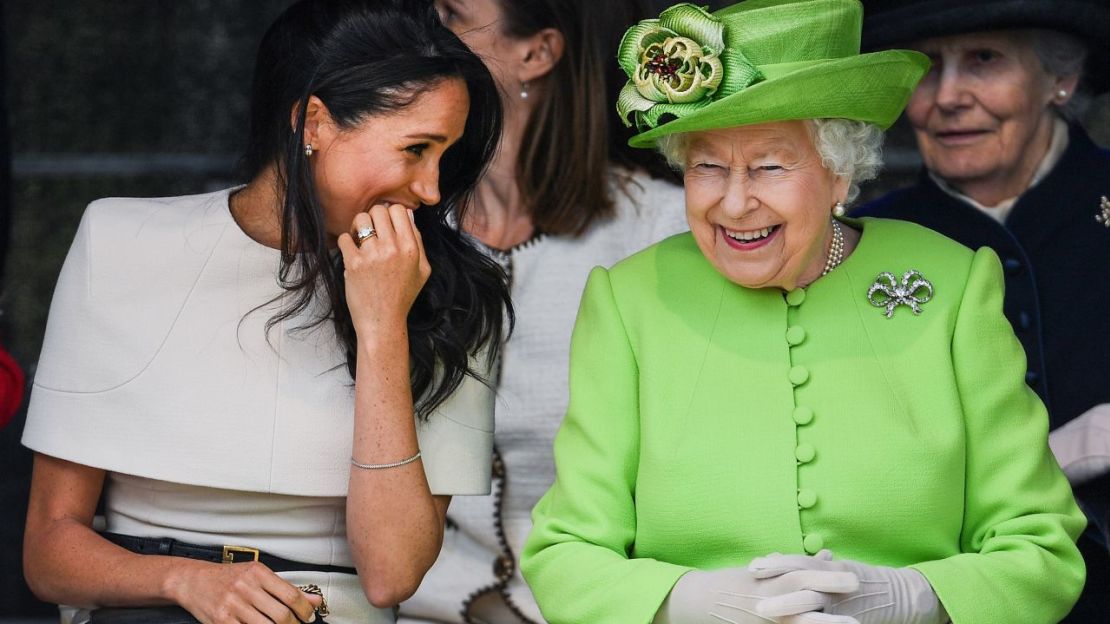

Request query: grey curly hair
[
  {"left": 657, "top": 118, "right": 885, "bottom": 206},
  {"left": 1028, "top": 28, "right": 1090, "bottom": 120}
]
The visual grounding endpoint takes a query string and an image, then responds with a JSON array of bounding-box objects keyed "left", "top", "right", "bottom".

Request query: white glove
[
  {"left": 654, "top": 551, "right": 860, "bottom": 624},
  {"left": 749, "top": 550, "right": 947, "bottom": 624},
  {"left": 1049, "top": 404, "right": 1110, "bottom": 485}
]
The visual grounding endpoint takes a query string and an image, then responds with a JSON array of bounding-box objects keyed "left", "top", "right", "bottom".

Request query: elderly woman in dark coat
[{"left": 856, "top": 1, "right": 1110, "bottom": 620}]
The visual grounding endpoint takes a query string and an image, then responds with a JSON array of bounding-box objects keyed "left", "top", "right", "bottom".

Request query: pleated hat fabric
[{"left": 617, "top": 0, "right": 929, "bottom": 147}]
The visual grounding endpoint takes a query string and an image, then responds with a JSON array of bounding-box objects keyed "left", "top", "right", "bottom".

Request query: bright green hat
[{"left": 617, "top": 0, "right": 930, "bottom": 148}]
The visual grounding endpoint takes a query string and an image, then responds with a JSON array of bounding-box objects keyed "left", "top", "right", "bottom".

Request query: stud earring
[
  {"left": 520, "top": 82, "right": 529, "bottom": 100},
  {"left": 304, "top": 143, "right": 314, "bottom": 157},
  {"left": 1058, "top": 89, "right": 1069, "bottom": 99},
  {"left": 833, "top": 201, "right": 846, "bottom": 217}
]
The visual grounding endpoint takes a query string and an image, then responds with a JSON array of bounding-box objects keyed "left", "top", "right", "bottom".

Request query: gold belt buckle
[{"left": 222, "top": 545, "right": 260, "bottom": 564}]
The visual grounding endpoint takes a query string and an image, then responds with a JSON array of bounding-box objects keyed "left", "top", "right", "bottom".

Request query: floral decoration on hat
[{"left": 616, "top": 3, "right": 762, "bottom": 130}]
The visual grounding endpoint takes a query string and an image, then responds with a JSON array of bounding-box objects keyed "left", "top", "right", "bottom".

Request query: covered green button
[
  {"left": 797, "top": 489, "right": 817, "bottom": 509},
  {"left": 803, "top": 533, "right": 824, "bottom": 554},
  {"left": 789, "top": 365, "right": 810, "bottom": 386},
  {"left": 785, "top": 289, "right": 807, "bottom": 306},
  {"left": 795, "top": 443, "right": 816, "bottom": 463},
  {"left": 793, "top": 406, "right": 814, "bottom": 425},
  {"left": 786, "top": 326, "right": 806, "bottom": 345}
]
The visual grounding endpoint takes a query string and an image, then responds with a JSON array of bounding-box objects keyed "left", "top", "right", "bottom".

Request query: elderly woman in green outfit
[{"left": 520, "top": 1, "right": 1086, "bottom": 623}]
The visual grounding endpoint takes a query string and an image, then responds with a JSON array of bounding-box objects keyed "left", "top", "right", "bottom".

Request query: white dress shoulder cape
[{"left": 23, "top": 188, "right": 497, "bottom": 624}]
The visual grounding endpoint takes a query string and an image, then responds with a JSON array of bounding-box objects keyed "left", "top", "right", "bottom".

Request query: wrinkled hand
[
  {"left": 337, "top": 204, "right": 431, "bottom": 333},
  {"left": 1049, "top": 404, "right": 1110, "bottom": 485},
  {"left": 170, "top": 560, "right": 323, "bottom": 624},
  {"left": 749, "top": 550, "right": 946, "bottom": 624},
  {"left": 655, "top": 551, "right": 859, "bottom": 624}
]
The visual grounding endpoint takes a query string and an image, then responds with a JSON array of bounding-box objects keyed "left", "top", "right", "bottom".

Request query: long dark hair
[
  {"left": 496, "top": 0, "right": 677, "bottom": 237},
  {"left": 241, "top": 0, "right": 510, "bottom": 418}
]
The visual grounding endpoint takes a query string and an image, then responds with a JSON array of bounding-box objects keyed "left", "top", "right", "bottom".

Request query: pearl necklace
[{"left": 820, "top": 219, "right": 845, "bottom": 276}]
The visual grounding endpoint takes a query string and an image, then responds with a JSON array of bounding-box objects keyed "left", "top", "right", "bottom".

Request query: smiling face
[
  {"left": 682, "top": 120, "right": 848, "bottom": 291},
  {"left": 905, "top": 31, "right": 1063, "bottom": 205},
  {"left": 306, "top": 78, "right": 470, "bottom": 241}
]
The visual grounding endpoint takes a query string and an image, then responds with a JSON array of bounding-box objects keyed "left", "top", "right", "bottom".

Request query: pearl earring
[
  {"left": 1057, "top": 89, "right": 1069, "bottom": 99},
  {"left": 304, "top": 143, "right": 314, "bottom": 157},
  {"left": 520, "top": 82, "right": 529, "bottom": 100},
  {"left": 833, "top": 201, "right": 846, "bottom": 217}
]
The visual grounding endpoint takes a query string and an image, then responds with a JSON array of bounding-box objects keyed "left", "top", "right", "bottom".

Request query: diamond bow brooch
[
  {"left": 867, "top": 270, "right": 934, "bottom": 318},
  {"left": 1097, "top": 196, "right": 1110, "bottom": 227}
]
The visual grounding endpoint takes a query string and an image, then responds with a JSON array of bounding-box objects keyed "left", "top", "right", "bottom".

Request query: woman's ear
[
  {"left": 517, "top": 27, "right": 566, "bottom": 83},
  {"left": 291, "top": 95, "right": 332, "bottom": 150},
  {"left": 1052, "top": 73, "right": 1081, "bottom": 105},
  {"left": 833, "top": 174, "right": 851, "bottom": 204}
]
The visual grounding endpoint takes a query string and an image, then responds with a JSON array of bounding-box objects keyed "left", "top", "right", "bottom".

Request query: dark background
[
  {"left": 1, "top": 1, "right": 295, "bottom": 616},
  {"left": 1, "top": 0, "right": 1107, "bottom": 618}
]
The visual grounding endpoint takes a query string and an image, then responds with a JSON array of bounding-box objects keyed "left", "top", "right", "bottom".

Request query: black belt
[{"left": 103, "top": 532, "right": 357, "bottom": 575}]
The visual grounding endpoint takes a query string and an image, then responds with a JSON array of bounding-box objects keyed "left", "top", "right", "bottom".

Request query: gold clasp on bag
[{"left": 221, "top": 545, "right": 260, "bottom": 563}]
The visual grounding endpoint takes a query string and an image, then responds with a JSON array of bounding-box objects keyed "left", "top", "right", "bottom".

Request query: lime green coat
[{"left": 521, "top": 218, "right": 1085, "bottom": 624}]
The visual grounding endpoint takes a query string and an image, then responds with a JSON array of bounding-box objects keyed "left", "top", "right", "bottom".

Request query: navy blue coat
[
  {"left": 859, "top": 125, "right": 1110, "bottom": 428},
  {"left": 857, "top": 124, "right": 1110, "bottom": 620}
]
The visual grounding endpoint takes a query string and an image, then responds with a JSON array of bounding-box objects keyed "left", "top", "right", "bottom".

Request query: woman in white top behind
[
  {"left": 21, "top": 1, "right": 511, "bottom": 622},
  {"left": 398, "top": 1, "right": 686, "bottom": 622}
]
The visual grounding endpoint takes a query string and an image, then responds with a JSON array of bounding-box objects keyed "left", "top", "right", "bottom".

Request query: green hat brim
[{"left": 628, "top": 49, "right": 929, "bottom": 148}]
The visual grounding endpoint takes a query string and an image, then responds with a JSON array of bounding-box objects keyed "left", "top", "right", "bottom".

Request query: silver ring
[{"left": 354, "top": 226, "right": 376, "bottom": 246}]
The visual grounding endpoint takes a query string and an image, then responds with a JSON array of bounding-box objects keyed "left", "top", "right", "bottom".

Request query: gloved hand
[
  {"left": 654, "top": 551, "right": 860, "bottom": 624},
  {"left": 749, "top": 550, "right": 948, "bottom": 624},
  {"left": 1049, "top": 404, "right": 1110, "bottom": 485}
]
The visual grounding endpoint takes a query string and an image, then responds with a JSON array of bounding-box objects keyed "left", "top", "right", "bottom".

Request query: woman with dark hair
[
  {"left": 397, "top": 1, "right": 686, "bottom": 622},
  {"left": 21, "top": 1, "right": 509, "bottom": 623}
]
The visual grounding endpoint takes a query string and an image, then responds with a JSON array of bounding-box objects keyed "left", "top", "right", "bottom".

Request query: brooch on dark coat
[
  {"left": 867, "top": 270, "right": 934, "bottom": 318},
  {"left": 1097, "top": 196, "right": 1110, "bottom": 227}
]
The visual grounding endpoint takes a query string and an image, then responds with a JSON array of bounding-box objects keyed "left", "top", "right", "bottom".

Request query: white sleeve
[{"left": 416, "top": 351, "right": 496, "bottom": 495}]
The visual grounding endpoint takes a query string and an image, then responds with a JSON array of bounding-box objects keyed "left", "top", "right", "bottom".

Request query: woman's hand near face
[
  {"left": 339, "top": 202, "right": 448, "bottom": 606},
  {"left": 337, "top": 203, "right": 431, "bottom": 333}
]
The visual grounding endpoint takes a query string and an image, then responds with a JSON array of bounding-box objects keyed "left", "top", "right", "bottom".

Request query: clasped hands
[{"left": 658, "top": 550, "right": 947, "bottom": 624}]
